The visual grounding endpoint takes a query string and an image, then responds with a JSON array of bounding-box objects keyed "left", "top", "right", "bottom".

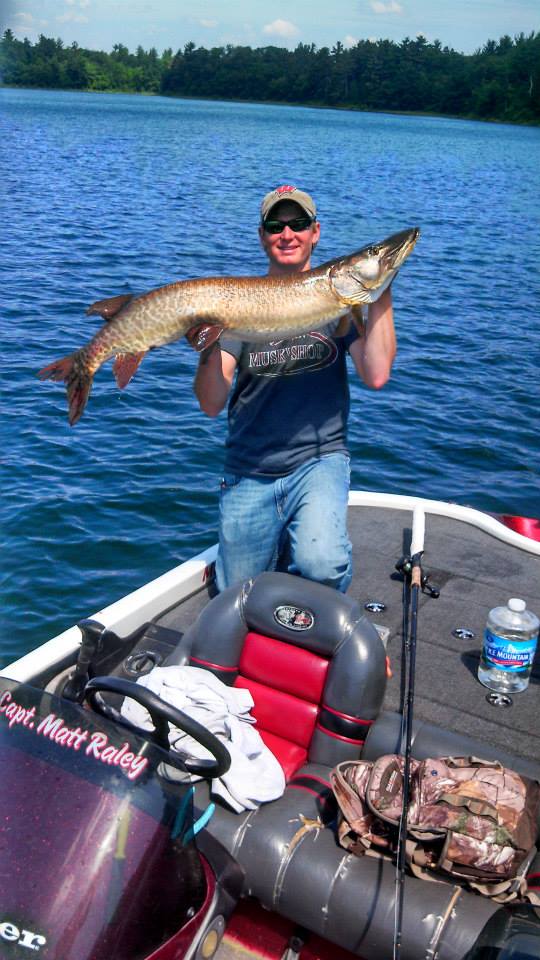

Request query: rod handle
[{"left": 410, "top": 506, "right": 425, "bottom": 559}]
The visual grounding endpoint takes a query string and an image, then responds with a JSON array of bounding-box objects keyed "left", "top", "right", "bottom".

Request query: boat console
[{"left": 0, "top": 676, "right": 242, "bottom": 960}]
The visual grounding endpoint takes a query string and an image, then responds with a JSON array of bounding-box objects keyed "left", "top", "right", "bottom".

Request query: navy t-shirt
[{"left": 220, "top": 320, "right": 359, "bottom": 477}]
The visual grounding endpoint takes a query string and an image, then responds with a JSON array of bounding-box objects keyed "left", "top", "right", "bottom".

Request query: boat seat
[
  {"left": 167, "top": 571, "right": 388, "bottom": 776},
  {"left": 166, "top": 573, "right": 536, "bottom": 959}
]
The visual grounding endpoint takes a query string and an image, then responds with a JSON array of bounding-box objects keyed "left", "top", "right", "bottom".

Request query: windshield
[{"left": 0, "top": 677, "right": 208, "bottom": 960}]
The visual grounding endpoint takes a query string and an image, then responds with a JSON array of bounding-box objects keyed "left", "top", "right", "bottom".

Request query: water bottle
[{"left": 478, "top": 598, "right": 539, "bottom": 693}]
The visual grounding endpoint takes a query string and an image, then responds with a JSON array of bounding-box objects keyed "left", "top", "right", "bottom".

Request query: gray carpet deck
[{"left": 347, "top": 506, "right": 540, "bottom": 764}]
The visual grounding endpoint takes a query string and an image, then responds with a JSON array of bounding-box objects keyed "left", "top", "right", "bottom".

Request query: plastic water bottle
[{"left": 478, "top": 598, "right": 539, "bottom": 693}]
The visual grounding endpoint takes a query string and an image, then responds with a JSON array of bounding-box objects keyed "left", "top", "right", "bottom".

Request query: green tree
[{"left": 1, "top": 29, "right": 539, "bottom": 124}]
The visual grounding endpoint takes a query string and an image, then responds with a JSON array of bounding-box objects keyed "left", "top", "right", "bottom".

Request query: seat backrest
[{"left": 179, "top": 572, "right": 387, "bottom": 781}]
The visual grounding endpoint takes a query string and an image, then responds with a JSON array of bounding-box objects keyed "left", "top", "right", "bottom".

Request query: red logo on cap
[{"left": 275, "top": 185, "right": 297, "bottom": 195}]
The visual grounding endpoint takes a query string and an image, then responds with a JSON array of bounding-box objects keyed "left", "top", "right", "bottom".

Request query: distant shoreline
[
  {"left": 2, "top": 84, "right": 538, "bottom": 128},
  {"left": 3, "top": 30, "right": 538, "bottom": 126}
]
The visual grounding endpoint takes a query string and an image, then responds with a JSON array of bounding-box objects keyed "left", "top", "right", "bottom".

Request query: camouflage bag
[{"left": 331, "top": 755, "right": 540, "bottom": 901}]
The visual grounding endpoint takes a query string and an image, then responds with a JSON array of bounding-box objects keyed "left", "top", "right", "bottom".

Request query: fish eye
[{"left": 368, "top": 245, "right": 380, "bottom": 256}]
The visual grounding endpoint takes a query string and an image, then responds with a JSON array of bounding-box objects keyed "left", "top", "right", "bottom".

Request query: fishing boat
[{"left": 1, "top": 490, "right": 539, "bottom": 960}]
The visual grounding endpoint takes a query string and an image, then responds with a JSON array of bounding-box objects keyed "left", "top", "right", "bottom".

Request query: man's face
[{"left": 259, "top": 200, "right": 321, "bottom": 275}]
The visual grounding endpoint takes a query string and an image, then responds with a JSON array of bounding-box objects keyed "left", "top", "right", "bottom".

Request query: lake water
[{"left": 1, "top": 88, "right": 539, "bottom": 665}]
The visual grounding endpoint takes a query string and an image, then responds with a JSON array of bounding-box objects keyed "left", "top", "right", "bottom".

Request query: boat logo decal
[
  {"left": 0, "top": 921, "right": 47, "bottom": 951},
  {"left": 274, "top": 605, "right": 314, "bottom": 631}
]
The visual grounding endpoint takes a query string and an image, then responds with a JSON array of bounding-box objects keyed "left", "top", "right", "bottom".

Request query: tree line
[{"left": 1, "top": 29, "right": 539, "bottom": 124}]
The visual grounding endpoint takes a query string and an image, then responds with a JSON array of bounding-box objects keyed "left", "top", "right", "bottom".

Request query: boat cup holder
[{"left": 123, "top": 649, "right": 163, "bottom": 678}]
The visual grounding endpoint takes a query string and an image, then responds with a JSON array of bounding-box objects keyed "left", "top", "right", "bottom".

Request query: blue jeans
[{"left": 215, "top": 453, "right": 352, "bottom": 593}]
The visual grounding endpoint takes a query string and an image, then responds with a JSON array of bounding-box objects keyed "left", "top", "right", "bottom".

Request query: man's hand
[
  {"left": 185, "top": 322, "right": 223, "bottom": 353},
  {"left": 197, "top": 342, "right": 219, "bottom": 366}
]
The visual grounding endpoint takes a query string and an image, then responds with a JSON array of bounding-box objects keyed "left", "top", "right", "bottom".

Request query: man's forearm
[
  {"left": 350, "top": 288, "right": 396, "bottom": 389},
  {"left": 194, "top": 345, "right": 233, "bottom": 416}
]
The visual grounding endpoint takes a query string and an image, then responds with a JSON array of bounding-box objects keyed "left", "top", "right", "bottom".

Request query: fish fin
[
  {"left": 350, "top": 305, "right": 366, "bottom": 336},
  {"left": 185, "top": 322, "right": 224, "bottom": 353},
  {"left": 334, "top": 314, "right": 352, "bottom": 338},
  {"left": 329, "top": 267, "right": 368, "bottom": 305},
  {"left": 38, "top": 352, "right": 93, "bottom": 426},
  {"left": 113, "top": 351, "right": 147, "bottom": 389},
  {"left": 330, "top": 263, "right": 396, "bottom": 306},
  {"left": 37, "top": 355, "right": 74, "bottom": 384},
  {"left": 86, "top": 293, "right": 134, "bottom": 320}
]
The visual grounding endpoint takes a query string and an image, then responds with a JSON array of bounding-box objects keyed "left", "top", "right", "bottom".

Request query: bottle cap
[{"left": 508, "top": 598, "right": 526, "bottom": 612}]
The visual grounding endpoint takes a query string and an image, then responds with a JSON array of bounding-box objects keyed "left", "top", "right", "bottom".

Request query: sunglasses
[{"left": 262, "top": 216, "right": 315, "bottom": 234}]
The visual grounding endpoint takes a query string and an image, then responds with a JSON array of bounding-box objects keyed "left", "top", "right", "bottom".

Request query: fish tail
[{"left": 38, "top": 351, "right": 94, "bottom": 426}]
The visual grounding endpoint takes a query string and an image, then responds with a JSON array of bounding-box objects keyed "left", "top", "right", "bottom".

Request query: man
[{"left": 194, "top": 184, "right": 396, "bottom": 593}]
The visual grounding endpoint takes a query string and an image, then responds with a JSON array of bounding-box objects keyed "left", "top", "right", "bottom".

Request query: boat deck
[
  {"left": 346, "top": 505, "right": 540, "bottom": 764},
  {"left": 157, "top": 504, "right": 540, "bottom": 766}
]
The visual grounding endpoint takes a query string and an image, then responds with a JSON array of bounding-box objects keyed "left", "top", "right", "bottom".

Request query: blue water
[{"left": 1, "top": 89, "right": 539, "bottom": 665}]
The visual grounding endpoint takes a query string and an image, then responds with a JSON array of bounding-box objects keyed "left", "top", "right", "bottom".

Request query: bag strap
[{"left": 331, "top": 761, "right": 372, "bottom": 826}]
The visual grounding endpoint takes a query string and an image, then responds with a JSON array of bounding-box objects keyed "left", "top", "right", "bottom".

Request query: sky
[{"left": 1, "top": 0, "right": 538, "bottom": 56}]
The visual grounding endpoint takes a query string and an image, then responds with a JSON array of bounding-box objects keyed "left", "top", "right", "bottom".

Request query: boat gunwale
[
  {"left": 348, "top": 490, "right": 540, "bottom": 556},
  {"left": 1, "top": 545, "right": 218, "bottom": 683}
]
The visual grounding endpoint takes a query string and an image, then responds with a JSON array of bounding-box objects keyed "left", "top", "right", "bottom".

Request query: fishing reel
[{"left": 395, "top": 556, "right": 440, "bottom": 598}]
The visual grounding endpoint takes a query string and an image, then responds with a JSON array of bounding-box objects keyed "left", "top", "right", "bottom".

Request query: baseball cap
[{"left": 260, "top": 185, "right": 317, "bottom": 222}]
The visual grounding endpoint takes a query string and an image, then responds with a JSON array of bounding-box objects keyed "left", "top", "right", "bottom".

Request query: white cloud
[
  {"left": 56, "top": 11, "right": 89, "bottom": 22},
  {"left": 263, "top": 19, "right": 299, "bottom": 40},
  {"left": 371, "top": 1, "right": 403, "bottom": 13},
  {"left": 344, "top": 35, "right": 358, "bottom": 48},
  {"left": 8, "top": 10, "right": 48, "bottom": 39},
  {"left": 200, "top": 19, "right": 217, "bottom": 28}
]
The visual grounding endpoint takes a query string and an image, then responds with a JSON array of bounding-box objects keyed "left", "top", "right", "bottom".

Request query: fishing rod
[{"left": 393, "top": 506, "right": 425, "bottom": 960}]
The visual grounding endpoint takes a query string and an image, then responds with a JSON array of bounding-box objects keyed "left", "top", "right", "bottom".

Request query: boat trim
[
  {"left": 348, "top": 491, "right": 540, "bottom": 556},
  {"left": 2, "top": 546, "right": 218, "bottom": 684}
]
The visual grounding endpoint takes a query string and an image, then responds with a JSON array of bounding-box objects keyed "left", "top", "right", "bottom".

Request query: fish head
[{"left": 329, "top": 227, "right": 420, "bottom": 305}]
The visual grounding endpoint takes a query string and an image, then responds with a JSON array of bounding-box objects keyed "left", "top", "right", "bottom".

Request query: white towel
[{"left": 121, "top": 664, "right": 285, "bottom": 813}]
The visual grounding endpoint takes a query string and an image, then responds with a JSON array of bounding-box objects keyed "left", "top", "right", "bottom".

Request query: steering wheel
[{"left": 84, "top": 675, "right": 231, "bottom": 779}]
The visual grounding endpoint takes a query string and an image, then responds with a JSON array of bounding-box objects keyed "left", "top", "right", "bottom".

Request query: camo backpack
[{"left": 331, "top": 754, "right": 540, "bottom": 902}]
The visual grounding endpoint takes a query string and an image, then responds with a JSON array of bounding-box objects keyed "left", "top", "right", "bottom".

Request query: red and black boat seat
[{"left": 171, "top": 571, "right": 388, "bottom": 776}]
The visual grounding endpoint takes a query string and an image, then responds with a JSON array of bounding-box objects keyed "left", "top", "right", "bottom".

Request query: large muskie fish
[{"left": 39, "top": 227, "right": 419, "bottom": 424}]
